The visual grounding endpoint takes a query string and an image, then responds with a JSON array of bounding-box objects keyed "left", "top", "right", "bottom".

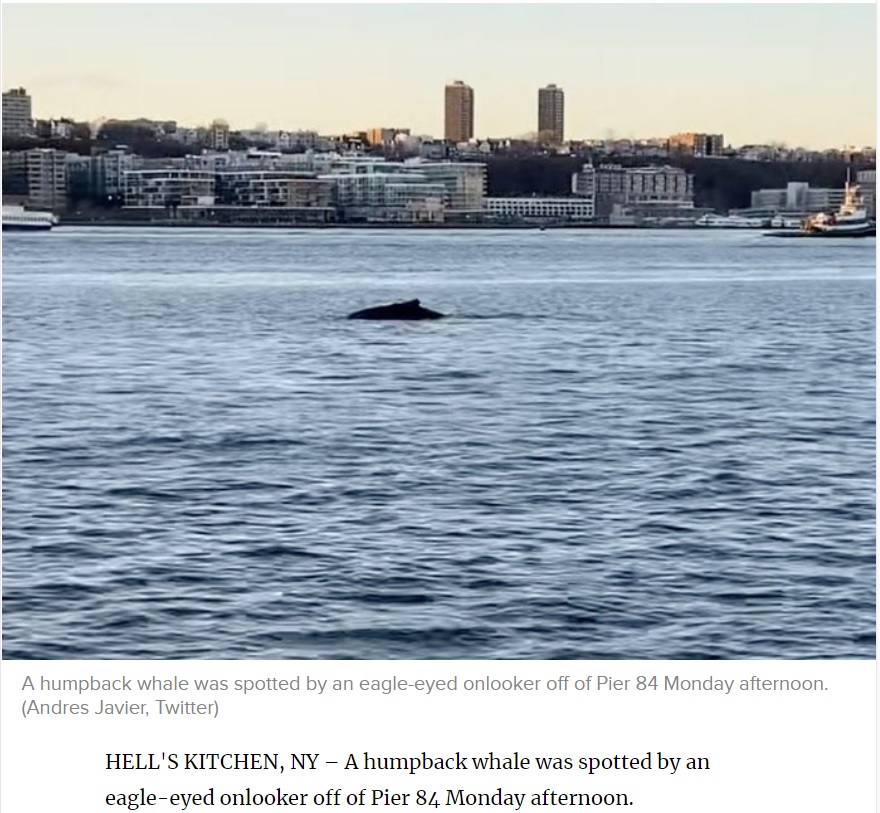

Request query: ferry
[{"left": 2, "top": 205, "right": 58, "bottom": 231}]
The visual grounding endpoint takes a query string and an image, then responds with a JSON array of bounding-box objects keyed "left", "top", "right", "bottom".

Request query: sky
[{"left": 1, "top": 2, "right": 876, "bottom": 149}]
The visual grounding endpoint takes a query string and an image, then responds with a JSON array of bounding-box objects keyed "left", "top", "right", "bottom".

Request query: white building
[
  {"left": 320, "top": 163, "right": 447, "bottom": 223},
  {"left": 485, "top": 197, "right": 594, "bottom": 222},
  {"left": 406, "top": 160, "right": 486, "bottom": 215},
  {"left": 751, "top": 182, "right": 846, "bottom": 213}
]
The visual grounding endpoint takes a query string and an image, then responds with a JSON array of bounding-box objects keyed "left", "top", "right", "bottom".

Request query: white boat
[
  {"left": 695, "top": 213, "right": 766, "bottom": 229},
  {"left": 768, "top": 215, "right": 803, "bottom": 230},
  {"left": 2, "top": 205, "right": 58, "bottom": 231}
]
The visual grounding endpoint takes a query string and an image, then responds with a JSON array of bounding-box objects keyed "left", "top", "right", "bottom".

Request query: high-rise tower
[
  {"left": 445, "top": 80, "right": 474, "bottom": 143},
  {"left": 537, "top": 84, "right": 565, "bottom": 144}
]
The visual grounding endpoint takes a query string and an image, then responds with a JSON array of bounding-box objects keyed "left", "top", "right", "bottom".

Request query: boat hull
[
  {"left": 765, "top": 226, "right": 876, "bottom": 238},
  {"left": 2, "top": 223, "right": 54, "bottom": 232}
]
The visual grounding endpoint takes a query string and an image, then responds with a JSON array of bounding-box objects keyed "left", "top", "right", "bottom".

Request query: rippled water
[{"left": 2, "top": 227, "right": 875, "bottom": 659}]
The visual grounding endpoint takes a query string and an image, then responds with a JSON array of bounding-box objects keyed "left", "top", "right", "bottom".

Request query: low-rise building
[
  {"left": 593, "top": 163, "right": 693, "bottom": 220},
  {"left": 751, "top": 182, "right": 846, "bottom": 213},
  {"left": 625, "top": 165, "right": 693, "bottom": 206},
  {"left": 408, "top": 160, "right": 486, "bottom": 218},
  {"left": 856, "top": 169, "right": 876, "bottom": 217},
  {"left": 213, "top": 169, "right": 335, "bottom": 220},
  {"left": 485, "top": 197, "right": 594, "bottom": 223},
  {"left": 123, "top": 168, "right": 216, "bottom": 209},
  {"left": 320, "top": 162, "right": 447, "bottom": 223}
]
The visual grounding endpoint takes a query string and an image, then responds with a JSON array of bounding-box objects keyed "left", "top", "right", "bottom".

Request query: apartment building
[
  {"left": 26, "top": 148, "right": 71, "bottom": 210},
  {"left": 208, "top": 120, "right": 230, "bottom": 151},
  {"left": 123, "top": 169, "right": 216, "bottom": 208},
  {"left": 445, "top": 81, "right": 474, "bottom": 143},
  {"left": 92, "top": 149, "right": 137, "bottom": 198},
  {"left": 537, "top": 84, "right": 565, "bottom": 144},
  {"left": 668, "top": 132, "right": 725, "bottom": 157},
  {"left": 625, "top": 165, "right": 693, "bottom": 205},
  {"left": 571, "top": 164, "right": 597, "bottom": 198},
  {"left": 215, "top": 170, "right": 334, "bottom": 211},
  {"left": 2, "top": 87, "right": 33, "bottom": 137},
  {"left": 591, "top": 163, "right": 694, "bottom": 221},
  {"left": 2, "top": 150, "right": 28, "bottom": 198},
  {"left": 320, "top": 163, "right": 447, "bottom": 223},
  {"left": 412, "top": 161, "right": 486, "bottom": 216},
  {"left": 366, "top": 128, "right": 411, "bottom": 148}
]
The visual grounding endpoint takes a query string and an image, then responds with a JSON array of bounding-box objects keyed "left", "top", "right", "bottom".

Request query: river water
[{"left": 2, "top": 227, "right": 875, "bottom": 659}]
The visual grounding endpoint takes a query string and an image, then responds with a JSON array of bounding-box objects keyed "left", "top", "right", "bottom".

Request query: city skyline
[{"left": 1, "top": 3, "right": 876, "bottom": 149}]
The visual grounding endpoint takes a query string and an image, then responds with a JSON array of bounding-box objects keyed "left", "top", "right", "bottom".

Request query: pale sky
[{"left": 2, "top": 2, "right": 876, "bottom": 148}]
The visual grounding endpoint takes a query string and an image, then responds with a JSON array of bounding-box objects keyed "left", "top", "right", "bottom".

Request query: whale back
[{"left": 348, "top": 299, "right": 445, "bottom": 320}]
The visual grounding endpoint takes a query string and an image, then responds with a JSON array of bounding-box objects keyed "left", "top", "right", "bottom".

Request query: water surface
[{"left": 3, "top": 228, "right": 875, "bottom": 659}]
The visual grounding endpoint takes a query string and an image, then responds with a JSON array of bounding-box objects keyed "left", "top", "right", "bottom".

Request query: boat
[
  {"left": 695, "top": 213, "right": 766, "bottom": 229},
  {"left": 765, "top": 174, "right": 875, "bottom": 238},
  {"left": 768, "top": 215, "right": 803, "bottom": 230},
  {"left": 2, "top": 205, "right": 58, "bottom": 232}
]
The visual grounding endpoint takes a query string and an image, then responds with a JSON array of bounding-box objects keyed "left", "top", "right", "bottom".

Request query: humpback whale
[{"left": 348, "top": 299, "right": 445, "bottom": 320}]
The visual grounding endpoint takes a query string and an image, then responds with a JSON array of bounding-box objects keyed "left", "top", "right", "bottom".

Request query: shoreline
[{"left": 54, "top": 219, "right": 696, "bottom": 231}]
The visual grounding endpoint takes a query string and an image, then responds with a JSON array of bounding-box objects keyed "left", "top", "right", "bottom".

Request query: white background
[{"left": 1, "top": 660, "right": 876, "bottom": 811}]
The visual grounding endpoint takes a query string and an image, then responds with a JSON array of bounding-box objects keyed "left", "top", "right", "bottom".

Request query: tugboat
[{"left": 767, "top": 173, "right": 875, "bottom": 238}]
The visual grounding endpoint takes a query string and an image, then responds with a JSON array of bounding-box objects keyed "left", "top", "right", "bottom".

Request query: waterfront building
[
  {"left": 214, "top": 170, "right": 332, "bottom": 209},
  {"left": 537, "top": 84, "right": 565, "bottom": 145},
  {"left": 625, "top": 165, "right": 693, "bottom": 206},
  {"left": 26, "top": 148, "right": 71, "bottom": 210},
  {"left": 445, "top": 80, "right": 474, "bottom": 143},
  {"left": 3, "top": 87, "right": 33, "bottom": 137},
  {"left": 211, "top": 170, "right": 335, "bottom": 222},
  {"left": 668, "top": 132, "right": 724, "bottom": 157},
  {"left": 91, "top": 148, "right": 137, "bottom": 198},
  {"left": 409, "top": 161, "right": 486, "bottom": 217},
  {"left": 123, "top": 169, "right": 216, "bottom": 209},
  {"left": 320, "top": 167, "right": 446, "bottom": 223},
  {"left": 484, "top": 197, "right": 594, "bottom": 223},
  {"left": 856, "top": 169, "right": 876, "bottom": 217},
  {"left": 2, "top": 150, "right": 28, "bottom": 198},
  {"left": 592, "top": 163, "right": 694, "bottom": 222},
  {"left": 593, "top": 164, "right": 628, "bottom": 217},
  {"left": 750, "top": 182, "right": 846, "bottom": 214}
]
